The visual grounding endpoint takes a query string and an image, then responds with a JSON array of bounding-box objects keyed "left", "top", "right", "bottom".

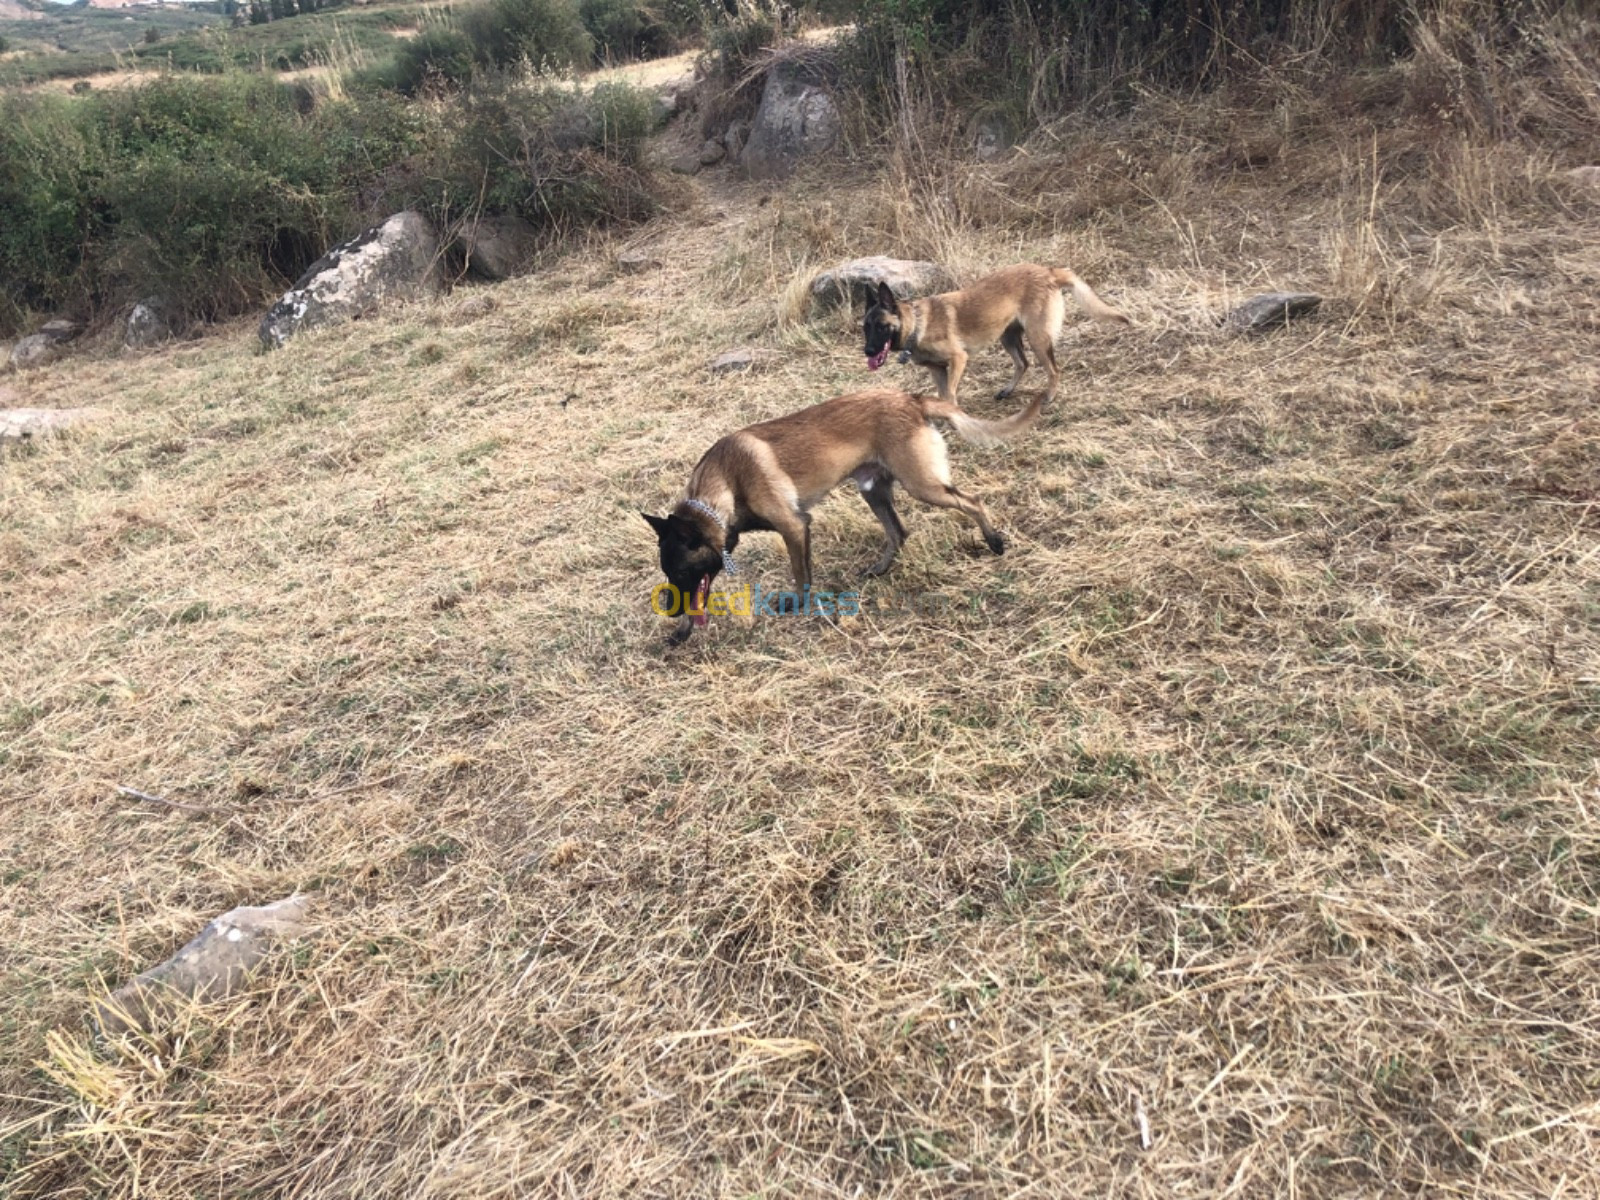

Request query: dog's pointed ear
[
  {"left": 641, "top": 512, "right": 672, "bottom": 537},
  {"left": 875, "top": 281, "right": 897, "bottom": 310}
]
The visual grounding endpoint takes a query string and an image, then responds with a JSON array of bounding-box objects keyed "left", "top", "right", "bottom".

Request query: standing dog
[
  {"left": 863, "top": 263, "right": 1130, "bottom": 408},
  {"left": 643, "top": 388, "right": 1041, "bottom": 645}
]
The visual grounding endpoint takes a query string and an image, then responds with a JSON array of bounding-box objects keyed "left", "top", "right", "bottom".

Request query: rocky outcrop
[
  {"left": 259, "top": 212, "right": 441, "bottom": 350},
  {"left": 742, "top": 60, "right": 840, "bottom": 181},
  {"left": 461, "top": 214, "right": 536, "bottom": 281},
  {"left": 810, "top": 257, "right": 957, "bottom": 312}
]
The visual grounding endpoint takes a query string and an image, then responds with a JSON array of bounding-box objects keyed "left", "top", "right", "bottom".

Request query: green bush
[
  {"left": 0, "top": 77, "right": 425, "bottom": 332},
  {"left": 393, "top": 27, "right": 477, "bottom": 96},
  {"left": 579, "top": 0, "right": 679, "bottom": 62},
  {"left": 0, "top": 70, "right": 664, "bottom": 335},
  {"left": 414, "top": 74, "right": 660, "bottom": 230},
  {"left": 458, "top": 0, "right": 593, "bottom": 71}
]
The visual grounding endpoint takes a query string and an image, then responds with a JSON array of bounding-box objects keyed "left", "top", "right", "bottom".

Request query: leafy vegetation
[{"left": 0, "top": 70, "right": 664, "bottom": 333}]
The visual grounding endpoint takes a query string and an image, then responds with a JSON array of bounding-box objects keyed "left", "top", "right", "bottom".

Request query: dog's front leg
[{"left": 776, "top": 513, "right": 812, "bottom": 593}]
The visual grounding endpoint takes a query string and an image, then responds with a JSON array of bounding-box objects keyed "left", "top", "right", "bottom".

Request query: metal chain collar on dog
[{"left": 681, "top": 498, "right": 739, "bottom": 576}]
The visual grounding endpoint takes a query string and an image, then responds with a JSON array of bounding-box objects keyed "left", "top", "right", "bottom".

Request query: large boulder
[
  {"left": 9, "top": 318, "right": 81, "bottom": 370},
  {"left": 125, "top": 297, "right": 173, "bottom": 349},
  {"left": 461, "top": 214, "right": 536, "bottom": 281},
  {"left": 742, "top": 60, "right": 841, "bottom": 181},
  {"left": 259, "top": 212, "right": 441, "bottom": 350},
  {"left": 810, "top": 256, "right": 957, "bottom": 313}
]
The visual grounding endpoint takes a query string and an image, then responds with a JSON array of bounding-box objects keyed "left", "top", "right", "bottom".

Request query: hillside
[{"left": 3, "top": 38, "right": 1600, "bottom": 1200}]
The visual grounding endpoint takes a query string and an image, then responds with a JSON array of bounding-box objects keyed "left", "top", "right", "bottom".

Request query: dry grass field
[{"left": 3, "top": 61, "right": 1599, "bottom": 1197}]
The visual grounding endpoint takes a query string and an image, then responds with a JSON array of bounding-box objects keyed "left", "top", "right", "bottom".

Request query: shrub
[
  {"left": 0, "top": 70, "right": 665, "bottom": 336},
  {"left": 458, "top": 0, "right": 594, "bottom": 71},
  {"left": 579, "top": 0, "right": 680, "bottom": 62},
  {"left": 413, "top": 75, "right": 661, "bottom": 231},
  {"left": 0, "top": 77, "right": 427, "bottom": 333},
  {"left": 393, "top": 27, "right": 477, "bottom": 96}
]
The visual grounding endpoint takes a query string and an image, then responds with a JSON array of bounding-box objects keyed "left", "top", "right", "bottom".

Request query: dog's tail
[
  {"left": 923, "top": 392, "right": 1043, "bottom": 448},
  {"left": 1050, "top": 267, "right": 1132, "bottom": 324}
]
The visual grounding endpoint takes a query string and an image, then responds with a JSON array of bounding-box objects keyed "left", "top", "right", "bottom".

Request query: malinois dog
[
  {"left": 643, "top": 387, "right": 1041, "bottom": 646},
  {"left": 863, "top": 263, "right": 1130, "bottom": 408}
]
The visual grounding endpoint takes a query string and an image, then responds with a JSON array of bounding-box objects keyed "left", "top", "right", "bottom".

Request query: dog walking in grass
[
  {"left": 862, "top": 263, "right": 1130, "bottom": 408},
  {"left": 643, "top": 387, "right": 1042, "bottom": 646}
]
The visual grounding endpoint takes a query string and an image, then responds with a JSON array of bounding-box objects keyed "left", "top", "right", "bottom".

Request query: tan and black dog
[
  {"left": 643, "top": 388, "right": 1041, "bottom": 645},
  {"left": 863, "top": 263, "right": 1130, "bottom": 407}
]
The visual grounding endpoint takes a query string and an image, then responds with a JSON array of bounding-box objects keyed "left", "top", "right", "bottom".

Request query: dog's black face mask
[
  {"left": 863, "top": 281, "right": 901, "bottom": 372},
  {"left": 642, "top": 512, "right": 723, "bottom": 643}
]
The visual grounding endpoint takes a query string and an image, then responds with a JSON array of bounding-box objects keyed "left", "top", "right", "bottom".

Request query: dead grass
[{"left": 2, "top": 56, "right": 1600, "bottom": 1199}]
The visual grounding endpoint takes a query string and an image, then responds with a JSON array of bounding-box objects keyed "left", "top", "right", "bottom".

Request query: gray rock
[
  {"left": 95, "top": 895, "right": 311, "bottom": 1039},
  {"left": 1226, "top": 292, "right": 1322, "bottom": 332},
  {"left": 259, "top": 212, "right": 441, "bottom": 350},
  {"left": 125, "top": 297, "right": 172, "bottom": 349},
  {"left": 618, "top": 250, "right": 662, "bottom": 274},
  {"left": 0, "top": 406, "right": 102, "bottom": 441},
  {"left": 668, "top": 151, "right": 702, "bottom": 176},
  {"left": 9, "top": 318, "right": 81, "bottom": 370},
  {"left": 810, "top": 256, "right": 957, "bottom": 313},
  {"left": 39, "top": 318, "right": 81, "bottom": 340},
  {"left": 699, "top": 138, "right": 727, "bottom": 166},
  {"left": 653, "top": 79, "right": 690, "bottom": 127},
  {"left": 1566, "top": 165, "right": 1600, "bottom": 186},
  {"left": 10, "top": 335, "right": 63, "bottom": 370},
  {"left": 724, "top": 119, "right": 748, "bottom": 164},
  {"left": 709, "top": 348, "right": 781, "bottom": 375},
  {"left": 462, "top": 214, "right": 537, "bottom": 281},
  {"left": 972, "top": 113, "right": 1018, "bottom": 162},
  {"left": 742, "top": 61, "right": 840, "bottom": 181}
]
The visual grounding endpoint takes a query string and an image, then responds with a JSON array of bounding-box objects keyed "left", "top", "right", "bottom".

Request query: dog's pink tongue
[
  {"left": 867, "top": 345, "right": 889, "bottom": 371},
  {"left": 692, "top": 576, "right": 709, "bottom": 626}
]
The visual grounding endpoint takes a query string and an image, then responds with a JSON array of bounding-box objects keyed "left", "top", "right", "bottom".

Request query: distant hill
[{"left": 0, "top": 0, "right": 44, "bottom": 20}]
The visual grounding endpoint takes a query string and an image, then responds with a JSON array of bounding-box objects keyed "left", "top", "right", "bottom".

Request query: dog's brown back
[{"left": 863, "top": 263, "right": 1129, "bottom": 408}]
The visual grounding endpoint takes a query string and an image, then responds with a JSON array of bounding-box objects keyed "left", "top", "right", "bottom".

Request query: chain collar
[{"left": 680, "top": 498, "right": 739, "bottom": 576}]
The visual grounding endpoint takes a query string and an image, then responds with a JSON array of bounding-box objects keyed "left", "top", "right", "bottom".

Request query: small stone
[
  {"left": 39, "top": 318, "right": 81, "bottom": 340},
  {"left": 1225, "top": 292, "right": 1322, "bottom": 332},
  {"left": 618, "top": 251, "right": 663, "bottom": 274},
  {"left": 699, "top": 138, "right": 727, "bottom": 166},
  {"left": 95, "top": 895, "right": 312, "bottom": 1039},
  {"left": 668, "top": 151, "right": 702, "bottom": 176},
  {"left": 1566, "top": 165, "right": 1600, "bottom": 186},
  {"left": 453, "top": 294, "right": 497, "bottom": 322},
  {"left": 0, "top": 406, "right": 102, "bottom": 441},
  {"left": 709, "top": 348, "right": 781, "bottom": 375}
]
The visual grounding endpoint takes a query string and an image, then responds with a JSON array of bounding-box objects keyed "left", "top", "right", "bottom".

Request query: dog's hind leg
[
  {"left": 854, "top": 467, "right": 908, "bottom": 576},
  {"left": 888, "top": 430, "right": 1006, "bottom": 556},
  {"left": 1031, "top": 293, "right": 1066, "bottom": 404},
  {"left": 997, "top": 322, "right": 1028, "bottom": 400}
]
